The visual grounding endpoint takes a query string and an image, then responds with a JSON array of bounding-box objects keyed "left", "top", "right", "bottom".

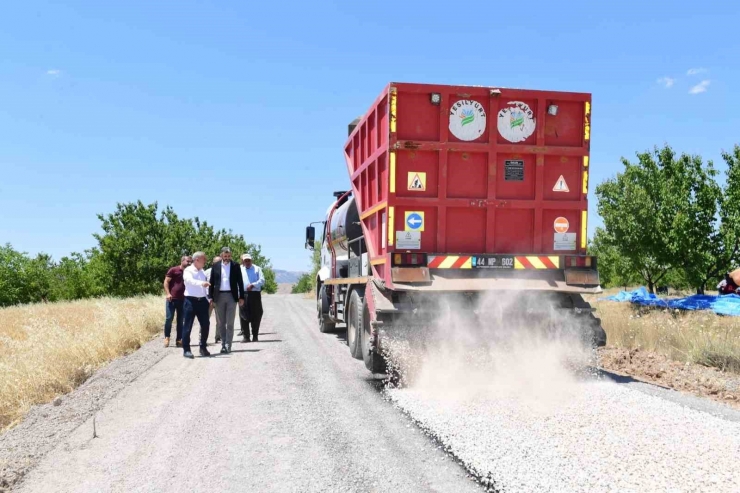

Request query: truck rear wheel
[
  {"left": 318, "top": 285, "right": 336, "bottom": 333},
  {"left": 346, "top": 290, "right": 363, "bottom": 359},
  {"left": 361, "top": 300, "right": 387, "bottom": 374}
]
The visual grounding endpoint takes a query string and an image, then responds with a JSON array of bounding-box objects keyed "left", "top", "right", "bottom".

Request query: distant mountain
[{"left": 273, "top": 269, "right": 306, "bottom": 284}]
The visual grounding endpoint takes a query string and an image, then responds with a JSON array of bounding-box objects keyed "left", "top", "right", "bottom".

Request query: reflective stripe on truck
[{"left": 428, "top": 255, "right": 560, "bottom": 269}]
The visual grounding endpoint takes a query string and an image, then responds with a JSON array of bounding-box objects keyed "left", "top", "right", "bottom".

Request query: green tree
[
  {"left": 596, "top": 147, "right": 678, "bottom": 293},
  {"left": 596, "top": 144, "right": 740, "bottom": 294},
  {"left": 291, "top": 273, "right": 313, "bottom": 294},
  {"left": 0, "top": 244, "right": 31, "bottom": 306},
  {"left": 309, "top": 247, "right": 321, "bottom": 293},
  {"left": 589, "top": 228, "right": 641, "bottom": 289},
  {"left": 50, "top": 252, "right": 108, "bottom": 300},
  {"left": 0, "top": 246, "right": 59, "bottom": 305},
  {"left": 94, "top": 201, "right": 278, "bottom": 297}
]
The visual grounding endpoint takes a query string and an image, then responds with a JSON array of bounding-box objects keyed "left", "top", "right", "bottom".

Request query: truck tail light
[
  {"left": 564, "top": 256, "right": 595, "bottom": 268},
  {"left": 392, "top": 253, "right": 428, "bottom": 267}
]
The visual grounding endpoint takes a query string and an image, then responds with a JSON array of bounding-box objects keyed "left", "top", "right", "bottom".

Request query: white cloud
[
  {"left": 687, "top": 67, "right": 707, "bottom": 76},
  {"left": 689, "top": 80, "right": 711, "bottom": 94},
  {"left": 656, "top": 77, "right": 675, "bottom": 88},
  {"left": 46, "top": 69, "right": 61, "bottom": 77}
]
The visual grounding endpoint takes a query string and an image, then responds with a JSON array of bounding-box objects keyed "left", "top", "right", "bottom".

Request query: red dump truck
[{"left": 305, "top": 82, "right": 605, "bottom": 374}]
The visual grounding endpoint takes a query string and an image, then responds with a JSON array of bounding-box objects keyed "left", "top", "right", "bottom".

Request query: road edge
[{"left": 0, "top": 335, "right": 170, "bottom": 492}]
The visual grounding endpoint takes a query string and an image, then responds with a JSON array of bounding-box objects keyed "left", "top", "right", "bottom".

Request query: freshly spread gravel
[{"left": 387, "top": 377, "right": 740, "bottom": 492}]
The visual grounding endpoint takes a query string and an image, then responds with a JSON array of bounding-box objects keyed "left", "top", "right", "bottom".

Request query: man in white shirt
[
  {"left": 240, "top": 253, "right": 266, "bottom": 342},
  {"left": 182, "top": 251, "right": 212, "bottom": 359}
]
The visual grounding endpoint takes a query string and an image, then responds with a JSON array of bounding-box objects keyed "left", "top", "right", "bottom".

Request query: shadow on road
[
  {"left": 227, "top": 349, "right": 263, "bottom": 353},
  {"left": 333, "top": 328, "right": 348, "bottom": 344},
  {"left": 595, "top": 368, "right": 673, "bottom": 390}
]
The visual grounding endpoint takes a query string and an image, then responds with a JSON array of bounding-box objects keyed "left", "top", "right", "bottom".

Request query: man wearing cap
[
  {"left": 240, "top": 253, "right": 266, "bottom": 342},
  {"left": 208, "top": 247, "right": 245, "bottom": 353}
]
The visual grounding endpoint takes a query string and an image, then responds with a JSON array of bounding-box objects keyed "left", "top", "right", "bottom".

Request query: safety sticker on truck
[
  {"left": 396, "top": 231, "right": 421, "bottom": 250},
  {"left": 554, "top": 217, "right": 570, "bottom": 233},
  {"left": 553, "top": 175, "right": 569, "bottom": 192},
  {"left": 405, "top": 211, "right": 424, "bottom": 232},
  {"left": 407, "top": 172, "right": 426, "bottom": 191},
  {"left": 554, "top": 233, "right": 576, "bottom": 251}
]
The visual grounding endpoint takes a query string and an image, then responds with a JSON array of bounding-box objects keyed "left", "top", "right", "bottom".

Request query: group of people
[{"left": 163, "top": 247, "right": 265, "bottom": 359}]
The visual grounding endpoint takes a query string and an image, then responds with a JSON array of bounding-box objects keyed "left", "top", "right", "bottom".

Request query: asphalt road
[
  {"left": 16, "top": 295, "right": 480, "bottom": 493},
  {"left": 15, "top": 294, "right": 740, "bottom": 492}
]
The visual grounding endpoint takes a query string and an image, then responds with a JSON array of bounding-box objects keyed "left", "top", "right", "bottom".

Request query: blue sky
[{"left": 1, "top": 0, "right": 738, "bottom": 271}]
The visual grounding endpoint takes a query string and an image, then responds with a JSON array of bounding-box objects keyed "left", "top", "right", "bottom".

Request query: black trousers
[
  {"left": 243, "top": 291, "right": 263, "bottom": 338},
  {"left": 182, "top": 296, "right": 210, "bottom": 352}
]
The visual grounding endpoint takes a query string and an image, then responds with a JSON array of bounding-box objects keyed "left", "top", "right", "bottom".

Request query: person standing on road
[
  {"left": 182, "top": 252, "right": 212, "bottom": 359},
  {"left": 240, "top": 253, "right": 265, "bottom": 342},
  {"left": 204, "top": 255, "right": 221, "bottom": 343},
  {"left": 163, "top": 255, "right": 191, "bottom": 348},
  {"left": 209, "top": 247, "right": 244, "bottom": 353}
]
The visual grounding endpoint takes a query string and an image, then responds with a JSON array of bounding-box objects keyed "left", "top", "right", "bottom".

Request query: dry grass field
[
  {"left": 588, "top": 290, "right": 740, "bottom": 407},
  {"left": 587, "top": 291, "right": 740, "bottom": 373},
  {"left": 0, "top": 296, "right": 162, "bottom": 431}
]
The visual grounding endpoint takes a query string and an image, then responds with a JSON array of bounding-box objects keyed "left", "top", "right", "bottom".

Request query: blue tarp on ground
[{"left": 601, "top": 288, "right": 740, "bottom": 316}]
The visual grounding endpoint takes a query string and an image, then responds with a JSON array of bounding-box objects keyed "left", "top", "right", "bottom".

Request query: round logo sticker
[
  {"left": 554, "top": 217, "right": 570, "bottom": 234},
  {"left": 497, "top": 101, "right": 536, "bottom": 143},
  {"left": 449, "top": 100, "right": 487, "bottom": 141}
]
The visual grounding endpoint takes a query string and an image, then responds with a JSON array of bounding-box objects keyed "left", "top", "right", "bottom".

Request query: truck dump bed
[{"left": 345, "top": 82, "right": 593, "bottom": 291}]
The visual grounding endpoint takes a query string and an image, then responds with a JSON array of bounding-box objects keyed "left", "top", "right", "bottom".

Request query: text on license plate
[{"left": 473, "top": 256, "right": 515, "bottom": 269}]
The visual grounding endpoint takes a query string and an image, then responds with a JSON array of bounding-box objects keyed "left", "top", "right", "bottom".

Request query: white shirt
[
  {"left": 204, "top": 268, "right": 213, "bottom": 300},
  {"left": 183, "top": 265, "right": 209, "bottom": 298},
  {"left": 241, "top": 264, "right": 265, "bottom": 292},
  {"left": 219, "top": 262, "right": 231, "bottom": 291}
]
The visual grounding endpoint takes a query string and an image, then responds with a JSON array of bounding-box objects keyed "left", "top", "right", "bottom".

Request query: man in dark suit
[{"left": 208, "top": 247, "right": 245, "bottom": 353}]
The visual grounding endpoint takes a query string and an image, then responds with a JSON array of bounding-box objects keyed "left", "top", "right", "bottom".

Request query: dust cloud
[{"left": 382, "top": 291, "right": 597, "bottom": 410}]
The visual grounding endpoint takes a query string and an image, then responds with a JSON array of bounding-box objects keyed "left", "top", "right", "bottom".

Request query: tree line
[
  {"left": 291, "top": 248, "right": 319, "bottom": 294},
  {"left": 0, "top": 201, "right": 277, "bottom": 307},
  {"left": 592, "top": 144, "right": 740, "bottom": 294}
]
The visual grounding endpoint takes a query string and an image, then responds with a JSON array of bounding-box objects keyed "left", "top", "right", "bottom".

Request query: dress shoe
[
  {"left": 176, "top": 340, "right": 182, "bottom": 348},
  {"left": 199, "top": 348, "right": 211, "bottom": 357},
  {"left": 242, "top": 338, "right": 250, "bottom": 343},
  {"left": 226, "top": 345, "right": 232, "bottom": 353},
  {"left": 253, "top": 336, "right": 259, "bottom": 342},
  {"left": 220, "top": 347, "right": 228, "bottom": 354},
  {"left": 164, "top": 337, "right": 170, "bottom": 348},
  {"left": 183, "top": 351, "right": 194, "bottom": 359}
]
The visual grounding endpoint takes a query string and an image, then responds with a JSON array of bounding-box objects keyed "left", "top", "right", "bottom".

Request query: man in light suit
[{"left": 208, "top": 247, "right": 244, "bottom": 354}]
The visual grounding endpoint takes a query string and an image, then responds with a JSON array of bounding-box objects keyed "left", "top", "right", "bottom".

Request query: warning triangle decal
[
  {"left": 409, "top": 174, "right": 425, "bottom": 190},
  {"left": 553, "top": 175, "right": 569, "bottom": 192}
]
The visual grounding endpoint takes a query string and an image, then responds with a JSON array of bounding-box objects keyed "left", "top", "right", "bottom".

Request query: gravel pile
[{"left": 386, "top": 374, "right": 740, "bottom": 492}]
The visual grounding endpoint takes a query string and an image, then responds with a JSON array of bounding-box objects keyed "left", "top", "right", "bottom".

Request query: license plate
[{"left": 473, "top": 255, "right": 515, "bottom": 269}]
